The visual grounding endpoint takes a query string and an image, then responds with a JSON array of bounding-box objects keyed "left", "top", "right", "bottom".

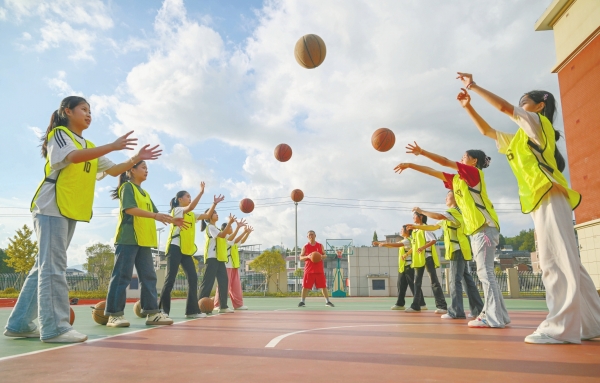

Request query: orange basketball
[
  {"left": 69, "top": 307, "right": 75, "bottom": 325},
  {"left": 91, "top": 301, "right": 109, "bottom": 325},
  {"left": 133, "top": 300, "right": 144, "bottom": 318},
  {"left": 274, "top": 143, "right": 292, "bottom": 162},
  {"left": 294, "top": 34, "right": 327, "bottom": 69},
  {"left": 371, "top": 128, "right": 395, "bottom": 152},
  {"left": 291, "top": 189, "right": 304, "bottom": 203},
  {"left": 310, "top": 252, "right": 322, "bottom": 263},
  {"left": 198, "top": 297, "right": 214, "bottom": 314},
  {"left": 240, "top": 198, "right": 255, "bottom": 214}
]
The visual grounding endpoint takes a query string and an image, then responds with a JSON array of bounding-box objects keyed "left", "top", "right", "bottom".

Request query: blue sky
[{"left": 0, "top": 0, "right": 560, "bottom": 266}]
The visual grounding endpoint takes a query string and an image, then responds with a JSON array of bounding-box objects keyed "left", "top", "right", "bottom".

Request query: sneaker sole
[
  {"left": 146, "top": 321, "right": 173, "bottom": 325},
  {"left": 106, "top": 323, "right": 130, "bottom": 328},
  {"left": 4, "top": 331, "right": 40, "bottom": 338},
  {"left": 42, "top": 336, "right": 88, "bottom": 343}
]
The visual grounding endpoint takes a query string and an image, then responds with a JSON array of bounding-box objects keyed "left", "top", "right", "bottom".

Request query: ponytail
[
  {"left": 110, "top": 161, "right": 143, "bottom": 200},
  {"left": 523, "top": 90, "right": 565, "bottom": 172},
  {"left": 200, "top": 208, "right": 211, "bottom": 232},
  {"left": 41, "top": 96, "right": 89, "bottom": 158},
  {"left": 466, "top": 149, "right": 491, "bottom": 170},
  {"left": 170, "top": 190, "right": 188, "bottom": 212}
]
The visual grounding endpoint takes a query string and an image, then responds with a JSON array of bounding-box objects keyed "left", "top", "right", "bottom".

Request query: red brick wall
[{"left": 558, "top": 33, "right": 600, "bottom": 224}]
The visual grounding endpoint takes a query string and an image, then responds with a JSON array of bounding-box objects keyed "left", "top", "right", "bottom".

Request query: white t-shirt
[
  {"left": 439, "top": 212, "right": 460, "bottom": 250},
  {"left": 424, "top": 231, "right": 437, "bottom": 258},
  {"left": 32, "top": 130, "right": 115, "bottom": 218},
  {"left": 170, "top": 207, "right": 185, "bottom": 247},
  {"left": 496, "top": 106, "right": 543, "bottom": 153},
  {"left": 401, "top": 239, "right": 412, "bottom": 265},
  {"left": 205, "top": 224, "right": 221, "bottom": 259}
]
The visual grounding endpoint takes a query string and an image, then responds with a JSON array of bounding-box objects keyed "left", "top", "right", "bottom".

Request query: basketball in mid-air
[
  {"left": 274, "top": 143, "right": 292, "bottom": 162},
  {"left": 198, "top": 297, "right": 214, "bottom": 314},
  {"left": 371, "top": 128, "right": 395, "bottom": 152},
  {"left": 291, "top": 189, "right": 304, "bottom": 203},
  {"left": 240, "top": 198, "right": 255, "bottom": 214},
  {"left": 310, "top": 252, "right": 322, "bottom": 263},
  {"left": 294, "top": 34, "right": 326, "bottom": 69}
]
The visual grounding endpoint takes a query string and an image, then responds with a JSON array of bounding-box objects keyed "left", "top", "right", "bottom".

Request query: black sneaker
[
  {"left": 325, "top": 301, "right": 335, "bottom": 307},
  {"left": 298, "top": 301, "right": 306, "bottom": 307}
]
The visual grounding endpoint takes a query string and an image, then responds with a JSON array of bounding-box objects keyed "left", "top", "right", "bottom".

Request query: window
[{"left": 372, "top": 279, "right": 385, "bottom": 290}]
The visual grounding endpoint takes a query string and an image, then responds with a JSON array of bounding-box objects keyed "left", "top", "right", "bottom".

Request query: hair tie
[
  {"left": 484, "top": 156, "right": 491, "bottom": 167},
  {"left": 543, "top": 94, "right": 548, "bottom": 100}
]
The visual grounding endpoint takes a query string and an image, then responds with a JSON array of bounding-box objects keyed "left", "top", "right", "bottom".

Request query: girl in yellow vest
[
  {"left": 4, "top": 96, "right": 161, "bottom": 343},
  {"left": 159, "top": 184, "right": 225, "bottom": 318},
  {"left": 455, "top": 73, "right": 600, "bottom": 344},
  {"left": 374, "top": 225, "right": 426, "bottom": 310},
  {"left": 200, "top": 211, "right": 236, "bottom": 313},
  {"left": 105, "top": 161, "right": 184, "bottom": 327},
  {"left": 214, "top": 223, "right": 253, "bottom": 310},
  {"left": 395, "top": 145, "right": 511, "bottom": 328},
  {"left": 409, "top": 193, "right": 484, "bottom": 320}
]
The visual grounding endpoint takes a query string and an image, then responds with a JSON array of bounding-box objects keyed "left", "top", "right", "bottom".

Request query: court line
[{"left": 0, "top": 314, "right": 222, "bottom": 363}]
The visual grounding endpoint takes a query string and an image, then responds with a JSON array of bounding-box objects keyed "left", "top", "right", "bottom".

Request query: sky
[{"left": 0, "top": 0, "right": 563, "bottom": 267}]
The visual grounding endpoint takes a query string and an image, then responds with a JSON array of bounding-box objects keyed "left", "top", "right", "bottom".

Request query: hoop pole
[{"left": 294, "top": 202, "right": 298, "bottom": 293}]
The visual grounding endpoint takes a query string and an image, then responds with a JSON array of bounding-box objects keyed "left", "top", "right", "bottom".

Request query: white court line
[{"left": 0, "top": 314, "right": 222, "bottom": 363}]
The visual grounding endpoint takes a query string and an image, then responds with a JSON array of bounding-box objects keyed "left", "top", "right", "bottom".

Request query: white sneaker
[
  {"left": 218, "top": 308, "right": 234, "bottom": 313},
  {"left": 185, "top": 313, "right": 207, "bottom": 319},
  {"left": 435, "top": 309, "right": 448, "bottom": 314},
  {"left": 440, "top": 314, "right": 453, "bottom": 319},
  {"left": 4, "top": 328, "right": 40, "bottom": 338},
  {"left": 42, "top": 329, "right": 87, "bottom": 343},
  {"left": 391, "top": 305, "right": 405, "bottom": 310},
  {"left": 467, "top": 313, "right": 475, "bottom": 319},
  {"left": 235, "top": 306, "right": 248, "bottom": 310},
  {"left": 525, "top": 332, "right": 569, "bottom": 344},
  {"left": 420, "top": 306, "right": 428, "bottom": 310},
  {"left": 146, "top": 312, "right": 173, "bottom": 325},
  {"left": 106, "top": 315, "right": 130, "bottom": 328}
]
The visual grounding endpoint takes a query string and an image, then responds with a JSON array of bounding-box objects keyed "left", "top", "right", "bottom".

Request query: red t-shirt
[
  {"left": 442, "top": 162, "right": 481, "bottom": 190},
  {"left": 303, "top": 242, "right": 325, "bottom": 274}
]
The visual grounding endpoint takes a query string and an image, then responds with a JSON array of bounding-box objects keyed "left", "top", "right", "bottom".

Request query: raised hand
[
  {"left": 457, "top": 88, "right": 471, "bottom": 108},
  {"left": 456, "top": 72, "right": 474, "bottom": 87},
  {"left": 112, "top": 131, "right": 137, "bottom": 151},
  {"left": 228, "top": 213, "right": 236, "bottom": 223},
  {"left": 405, "top": 141, "right": 423, "bottom": 156},
  {"left": 213, "top": 194, "right": 225, "bottom": 204},
  {"left": 154, "top": 213, "right": 172, "bottom": 225},
  {"left": 200, "top": 182, "right": 206, "bottom": 193},
  {"left": 136, "top": 144, "right": 162, "bottom": 161},
  {"left": 236, "top": 218, "right": 247, "bottom": 227},
  {"left": 412, "top": 207, "right": 423, "bottom": 214},
  {"left": 393, "top": 163, "right": 411, "bottom": 174}
]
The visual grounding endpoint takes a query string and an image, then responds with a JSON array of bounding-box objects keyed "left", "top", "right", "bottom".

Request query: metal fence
[
  {"left": 440, "top": 269, "right": 544, "bottom": 297},
  {"left": 0, "top": 273, "right": 101, "bottom": 291},
  {"left": 169, "top": 274, "right": 267, "bottom": 293}
]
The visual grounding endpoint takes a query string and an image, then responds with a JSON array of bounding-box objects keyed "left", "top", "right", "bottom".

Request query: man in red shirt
[{"left": 298, "top": 230, "right": 334, "bottom": 307}]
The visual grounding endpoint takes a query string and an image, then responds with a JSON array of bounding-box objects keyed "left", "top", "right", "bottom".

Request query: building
[
  {"left": 65, "top": 268, "right": 85, "bottom": 277},
  {"left": 535, "top": 0, "right": 600, "bottom": 288},
  {"left": 384, "top": 233, "right": 402, "bottom": 243},
  {"left": 495, "top": 251, "right": 532, "bottom": 271}
]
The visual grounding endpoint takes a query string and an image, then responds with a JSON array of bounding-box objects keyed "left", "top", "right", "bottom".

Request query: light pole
[{"left": 294, "top": 201, "right": 298, "bottom": 293}]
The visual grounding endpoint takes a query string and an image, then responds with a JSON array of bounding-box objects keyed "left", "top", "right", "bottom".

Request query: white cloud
[
  {"left": 89, "top": 0, "right": 558, "bottom": 248},
  {"left": 46, "top": 71, "right": 83, "bottom": 96},
  {"left": 0, "top": 7, "right": 6, "bottom": 20},
  {"left": 28, "top": 126, "right": 43, "bottom": 138}
]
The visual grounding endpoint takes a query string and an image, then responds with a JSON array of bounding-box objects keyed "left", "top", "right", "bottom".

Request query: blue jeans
[
  {"left": 471, "top": 226, "right": 510, "bottom": 327},
  {"left": 105, "top": 245, "right": 159, "bottom": 316},
  {"left": 5, "top": 214, "right": 76, "bottom": 340},
  {"left": 448, "top": 250, "right": 483, "bottom": 319}
]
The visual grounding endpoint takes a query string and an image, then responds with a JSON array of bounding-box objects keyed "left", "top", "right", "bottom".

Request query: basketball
[
  {"left": 291, "top": 189, "right": 304, "bottom": 203},
  {"left": 294, "top": 34, "right": 326, "bottom": 69},
  {"left": 91, "top": 301, "right": 109, "bottom": 325},
  {"left": 310, "top": 252, "right": 323, "bottom": 263},
  {"left": 198, "top": 297, "right": 214, "bottom": 314},
  {"left": 69, "top": 307, "right": 75, "bottom": 325},
  {"left": 133, "top": 300, "right": 144, "bottom": 318},
  {"left": 240, "top": 198, "right": 255, "bottom": 214},
  {"left": 371, "top": 128, "right": 395, "bottom": 152},
  {"left": 274, "top": 143, "right": 292, "bottom": 162}
]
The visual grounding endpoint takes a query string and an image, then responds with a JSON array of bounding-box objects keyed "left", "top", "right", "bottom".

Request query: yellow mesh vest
[
  {"left": 231, "top": 244, "right": 240, "bottom": 268},
  {"left": 30, "top": 126, "right": 97, "bottom": 222},
  {"left": 411, "top": 229, "right": 440, "bottom": 268},
  {"left": 203, "top": 226, "right": 228, "bottom": 263},
  {"left": 452, "top": 170, "right": 500, "bottom": 235},
  {"left": 441, "top": 207, "right": 472, "bottom": 261},
  {"left": 398, "top": 246, "right": 407, "bottom": 273},
  {"left": 505, "top": 114, "right": 581, "bottom": 213},
  {"left": 114, "top": 182, "right": 157, "bottom": 247},
  {"left": 165, "top": 211, "right": 197, "bottom": 256}
]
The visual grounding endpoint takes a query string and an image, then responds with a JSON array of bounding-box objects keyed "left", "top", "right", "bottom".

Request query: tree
[
  {"left": 249, "top": 249, "right": 286, "bottom": 295},
  {"left": 497, "top": 234, "right": 506, "bottom": 249},
  {"left": 83, "top": 243, "right": 115, "bottom": 291},
  {"left": 372, "top": 231, "right": 379, "bottom": 243},
  {"left": 0, "top": 248, "right": 16, "bottom": 273},
  {"left": 5, "top": 225, "right": 38, "bottom": 287}
]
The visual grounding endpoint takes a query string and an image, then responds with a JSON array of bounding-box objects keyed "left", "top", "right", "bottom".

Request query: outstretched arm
[
  {"left": 405, "top": 142, "right": 458, "bottom": 171},
  {"left": 217, "top": 214, "right": 236, "bottom": 238},
  {"left": 412, "top": 207, "right": 446, "bottom": 221},
  {"left": 183, "top": 182, "right": 205, "bottom": 214},
  {"left": 407, "top": 224, "right": 441, "bottom": 231},
  {"left": 394, "top": 163, "right": 446, "bottom": 181},
  {"left": 456, "top": 72, "right": 514, "bottom": 117},
  {"left": 457, "top": 89, "right": 497, "bottom": 140},
  {"left": 196, "top": 194, "right": 225, "bottom": 221}
]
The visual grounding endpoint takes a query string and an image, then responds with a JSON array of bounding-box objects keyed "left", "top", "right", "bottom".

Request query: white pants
[{"left": 531, "top": 187, "right": 600, "bottom": 343}]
